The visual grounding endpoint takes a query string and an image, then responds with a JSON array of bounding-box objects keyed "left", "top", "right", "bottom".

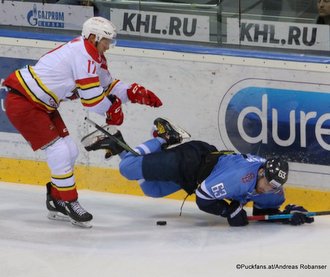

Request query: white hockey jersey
[{"left": 4, "top": 36, "right": 129, "bottom": 114}]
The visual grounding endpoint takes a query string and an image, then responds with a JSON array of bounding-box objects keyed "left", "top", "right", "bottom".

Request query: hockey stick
[
  {"left": 248, "top": 210, "right": 330, "bottom": 221},
  {"left": 84, "top": 117, "right": 140, "bottom": 156}
]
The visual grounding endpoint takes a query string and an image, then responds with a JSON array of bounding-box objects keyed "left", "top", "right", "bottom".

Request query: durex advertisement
[
  {"left": 1, "top": 37, "right": 330, "bottom": 188},
  {"left": 219, "top": 79, "right": 330, "bottom": 166}
]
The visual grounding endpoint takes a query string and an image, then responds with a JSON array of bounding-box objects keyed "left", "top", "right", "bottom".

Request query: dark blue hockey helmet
[{"left": 264, "top": 158, "right": 289, "bottom": 189}]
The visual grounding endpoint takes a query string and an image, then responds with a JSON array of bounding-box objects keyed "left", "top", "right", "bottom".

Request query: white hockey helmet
[{"left": 82, "top": 17, "right": 117, "bottom": 45}]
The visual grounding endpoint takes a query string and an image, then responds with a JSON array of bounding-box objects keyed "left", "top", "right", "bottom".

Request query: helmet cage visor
[
  {"left": 97, "top": 37, "right": 117, "bottom": 48},
  {"left": 259, "top": 171, "right": 282, "bottom": 194},
  {"left": 82, "top": 17, "right": 117, "bottom": 46}
]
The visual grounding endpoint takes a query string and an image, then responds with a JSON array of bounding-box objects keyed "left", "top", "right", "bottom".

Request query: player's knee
[
  {"left": 63, "top": 136, "right": 79, "bottom": 165},
  {"left": 119, "top": 159, "right": 133, "bottom": 179},
  {"left": 119, "top": 156, "right": 141, "bottom": 180},
  {"left": 143, "top": 191, "right": 163, "bottom": 198},
  {"left": 140, "top": 184, "right": 164, "bottom": 198},
  {"left": 45, "top": 138, "right": 72, "bottom": 174}
]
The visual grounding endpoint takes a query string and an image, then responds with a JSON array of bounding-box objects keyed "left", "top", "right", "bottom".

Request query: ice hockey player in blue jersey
[{"left": 83, "top": 118, "right": 314, "bottom": 227}]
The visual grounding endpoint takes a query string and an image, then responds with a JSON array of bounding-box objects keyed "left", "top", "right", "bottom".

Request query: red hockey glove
[
  {"left": 127, "top": 83, "right": 162, "bottom": 107},
  {"left": 106, "top": 95, "right": 124, "bottom": 125}
]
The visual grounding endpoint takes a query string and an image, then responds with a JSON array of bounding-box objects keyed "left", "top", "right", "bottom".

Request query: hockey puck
[{"left": 156, "top": 220, "right": 167, "bottom": 226}]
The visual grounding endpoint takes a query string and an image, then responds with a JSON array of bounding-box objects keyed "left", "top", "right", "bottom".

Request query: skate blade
[
  {"left": 163, "top": 117, "right": 191, "bottom": 139},
  {"left": 81, "top": 125, "right": 118, "bottom": 147},
  {"left": 70, "top": 219, "right": 93, "bottom": 228},
  {"left": 47, "top": 211, "right": 70, "bottom": 222}
]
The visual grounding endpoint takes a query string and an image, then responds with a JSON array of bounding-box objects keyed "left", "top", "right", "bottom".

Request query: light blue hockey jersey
[{"left": 197, "top": 154, "right": 285, "bottom": 209}]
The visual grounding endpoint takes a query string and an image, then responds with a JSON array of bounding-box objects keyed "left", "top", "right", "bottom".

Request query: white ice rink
[{"left": 1, "top": 181, "right": 329, "bottom": 277}]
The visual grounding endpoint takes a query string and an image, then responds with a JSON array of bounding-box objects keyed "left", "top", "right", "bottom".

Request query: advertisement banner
[
  {"left": 218, "top": 79, "right": 330, "bottom": 166},
  {"left": 0, "top": 57, "right": 37, "bottom": 134},
  {"left": 110, "top": 8, "right": 210, "bottom": 42},
  {"left": 0, "top": 86, "right": 17, "bottom": 134},
  {"left": 0, "top": 1, "right": 93, "bottom": 30},
  {"left": 1, "top": 35, "right": 330, "bottom": 188},
  {"left": 227, "top": 18, "right": 330, "bottom": 51}
]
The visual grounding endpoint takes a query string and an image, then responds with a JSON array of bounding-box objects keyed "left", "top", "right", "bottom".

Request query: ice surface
[{"left": 0, "top": 182, "right": 329, "bottom": 277}]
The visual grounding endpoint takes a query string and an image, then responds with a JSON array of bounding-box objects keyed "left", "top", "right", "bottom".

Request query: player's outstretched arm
[
  {"left": 127, "top": 83, "right": 162, "bottom": 107},
  {"left": 252, "top": 204, "right": 315, "bottom": 225},
  {"left": 281, "top": 204, "right": 315, "bottom": 225}
]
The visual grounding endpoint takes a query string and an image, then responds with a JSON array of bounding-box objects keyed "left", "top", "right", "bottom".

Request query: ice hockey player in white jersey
[{"left": 3, "top": 17, "right": 162, "bottom": 228}]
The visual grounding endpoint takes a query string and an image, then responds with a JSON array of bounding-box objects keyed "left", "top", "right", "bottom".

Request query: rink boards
[{"left": 0, "top": 35, "right": 330, "bottom": 210}]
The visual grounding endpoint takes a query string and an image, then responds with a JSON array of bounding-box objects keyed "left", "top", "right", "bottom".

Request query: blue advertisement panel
[
  {"left": 220, "top": 79, "right": 330, "bottom": 165},
  {"left": 0, "top": 57, "right": 37, "bottom": 133},
  {"left": 0, "top": 2, "right": 93, "bottom": 31}
]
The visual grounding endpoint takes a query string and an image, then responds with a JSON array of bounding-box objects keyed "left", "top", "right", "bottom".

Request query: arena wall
[{"left": 1, "top": 35, "right": 329, "bottom": 210}]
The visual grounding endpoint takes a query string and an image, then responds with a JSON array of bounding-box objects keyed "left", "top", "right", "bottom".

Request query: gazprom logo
[
  {"left": 27, "top": 4, "right": 64, "bottom": 28},
  {"left": 219, "top": 79, "right": 330, "bottom": 165}
]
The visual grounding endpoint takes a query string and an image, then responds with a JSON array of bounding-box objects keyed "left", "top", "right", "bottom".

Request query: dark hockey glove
[
  {"left": 282, "top": 204, "right": 314, "bottom": 226},
  {"left": 106, "top": 95, "right": 124, "bottom": 125},
  {"left": 226, "top": 201, "right": 249, "bottom": 227}
]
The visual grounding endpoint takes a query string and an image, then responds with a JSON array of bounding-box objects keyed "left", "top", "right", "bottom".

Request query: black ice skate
[
  {"left": 153, "top": 117, "right": 191, "bottom": 148},
  {"left": 65, "top": 200, "right": 93, "bottom": 228},
  {"left": 81, "top": 125, "right": 126, "bottom": 159},
  {"left": 46, "top": 182, "right": 69, "bottom": 222}
]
